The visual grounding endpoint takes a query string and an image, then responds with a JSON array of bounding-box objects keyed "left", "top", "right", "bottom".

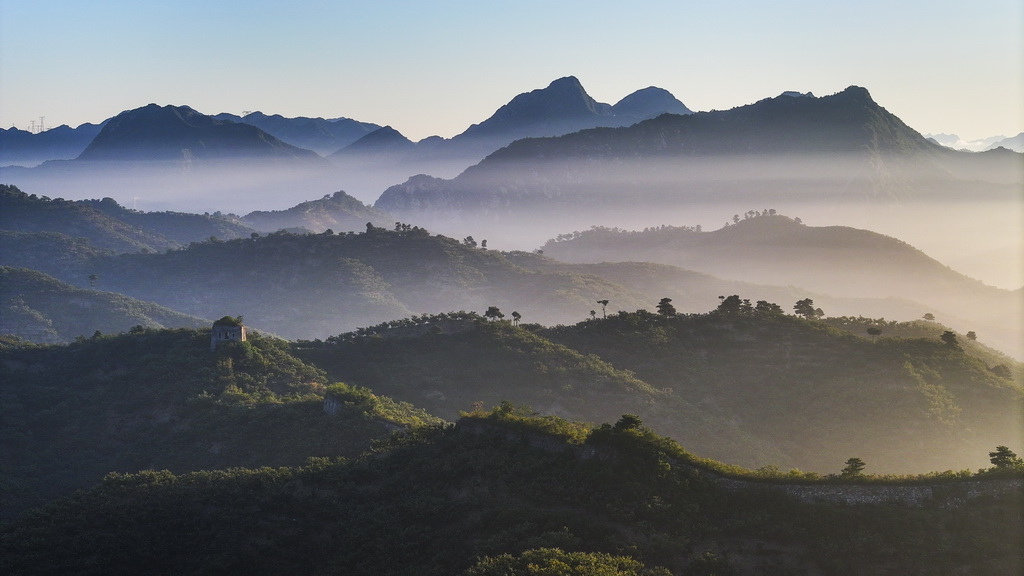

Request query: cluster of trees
[
  {"left": 322, "top": 311, "right": 484, "bottom": 343},
  {"left": 549, "top": 212, "right": 795, "bottom": 244},
  {"left": 548, "top": 223, "right": 704, "bottom": 244}
]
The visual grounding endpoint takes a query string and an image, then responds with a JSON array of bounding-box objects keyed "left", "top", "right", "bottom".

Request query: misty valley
[{"left": 1, "top": 78, "right": 1022, "bottom": 575}]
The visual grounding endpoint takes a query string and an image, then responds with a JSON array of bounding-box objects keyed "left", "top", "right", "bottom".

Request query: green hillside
[
  {"left": 541, "top": 307, "right": 1023, "bottom": 473},
  {"left": 3, "top": 410, "right": 1020, "bottom": 575},
  {"left": 0, "top": 329, "right": 439, "bottom": 517},
  {"left": 0, "top": 267, "right": 209, "bottom": 342},
  {"left": 297, "top": 305, "right": 1023, "bottom": 474},
  {"left": 297, "top": 316, "right": 786, "bottom": 467}
]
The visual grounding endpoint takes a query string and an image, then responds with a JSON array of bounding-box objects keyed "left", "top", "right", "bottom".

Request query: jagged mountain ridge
[
  {"left": 375, "top": 86, "right": 1020, "bottom": 216},
  {"left": 452, "top": 76, "right": 693, "bottom": 146},
  {"left": 214, "top": 111, "right": 382, "bottom": 155}
]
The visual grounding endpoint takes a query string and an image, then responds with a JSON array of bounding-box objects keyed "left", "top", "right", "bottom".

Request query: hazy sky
[{"left": 1, "top": 0, "right": 1021, "bottom": 142}]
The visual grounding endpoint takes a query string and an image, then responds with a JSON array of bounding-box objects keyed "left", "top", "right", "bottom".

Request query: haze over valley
[{"left": 1, "top": 2, "right": 1022, "bottom": 570}]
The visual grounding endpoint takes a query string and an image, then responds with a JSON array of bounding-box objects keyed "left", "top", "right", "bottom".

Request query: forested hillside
[
  {"left": 0, "top": 184, "right": 253, "bottom": 253},
  {"left": 0, "top": 267, "right": 209, "bottom": 342},
  {"left": 3, "top": 410, "right": 1021, "bottom": 576},
  {"left": 3, "top": 225, "right": 656, "bottom": 339},
  {"left": 0, "top": 329, "right": 438, "bottom": 517},
  {"left": 298, "top": 306, "right": 1023, "bottom": 473}
]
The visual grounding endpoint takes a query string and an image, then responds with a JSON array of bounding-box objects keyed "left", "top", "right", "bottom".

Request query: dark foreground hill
[
  {"left": 0, "top": 328, "right": 439, "bottom": 517},
  {"left": 2, "top": 410, "right": 1021, "bottom": 576},
  {"left": 297, "top": 308, "right": 1023, "bottom": 474}
]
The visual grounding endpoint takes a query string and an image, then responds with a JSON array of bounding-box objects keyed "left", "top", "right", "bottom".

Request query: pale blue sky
[{"left": 1, "top": 0, "right": 1021, "bottom": 141}]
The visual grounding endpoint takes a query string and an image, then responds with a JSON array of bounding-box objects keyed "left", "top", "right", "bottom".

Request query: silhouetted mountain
[
  {"left": 376, "top": 86, "right": 1018, "bottom": 217},
  {"left": 332, "top": 126, "right": 417, "bottom": 157},
  {"left": 78, "top": 104, "right": 325, "bottom": 163},
  {"left": 0, "top": 122, "right": 105, "bottom": 167},
  {"left": 0, "top": 267, "right": 209, "bottom": 342},
  {"left": 215, "top": 111, "right": 381, "bottom": 155},
  {"left": 316, "top": 77, "right": 694, "bottom": 200},
  {"left": 985, "top": 132, "right": 1024, "bottom": 152},
  {"left": 450, "top": 76, "right": 691, "bottom": 150},
  {"left": 241, "top": 190, "right": 392, "bottom": 233},
  {"left": 611, "top": 86, "right": 694, "bottom": 119}
]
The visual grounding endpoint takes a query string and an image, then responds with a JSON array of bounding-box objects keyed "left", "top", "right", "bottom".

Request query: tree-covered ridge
[
  {"left": 294, "top": 300, "right": 1022, "bottom": 474},
  {"left": 538, "top": 213, "right": 1022, "bottom": 359},
  {"left": 240, "top": 190, "right": 393, "bottom": 233},
  {"left": 298, "top": 317, "right": 787, "bottom": 469},
  {"left": 2, "top": 410, "right": 1020, "bottom": 576},
  {"left": 0, "top": 184, "right": 254, "bottom": 253},
  {"left": 0, "top": 266, "right": 209, "bottom": 342},
  {"left": 539, "top": 305, "right": 1022, "bottom": 473},
  {"left": 0, "top": 328, "right": 439, "bottom": 517},
  {"left": 5, "top": 225, "right": 656, "bottom": 340}
]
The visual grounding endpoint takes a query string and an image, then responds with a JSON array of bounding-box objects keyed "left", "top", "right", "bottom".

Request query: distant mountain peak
[
  {"left": 76, "top": 103, "right": 321, "bottom": 162},
  {"left": 613, "top": 86, "right": 693, "bottom": 118},
  {"left": 335, "top": 126, "right": 415, "bottom": 156},
  {"left": 836, "top": 85, "right": 873, "bottom": 101}
]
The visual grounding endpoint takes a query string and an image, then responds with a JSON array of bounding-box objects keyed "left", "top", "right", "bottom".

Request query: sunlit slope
[
  {"left": 540, "top": 214, "right": 1022, "bottom": 358},
  {"left": 0, "top": 329, "right": 440, "bottom": 516},
  {"left": 297, "top": 319, "right": 786, "bottom": 467},
  {"left": 541, "top": 310, "right": 1023, "bottom": 473},
  {"left": 297, "top": 310, "right": 1022, "bottom": 474},
  {"left": 503, "top": 250, "right": 932, "bottom": 322},
  {"left": 3, "top": 412, "right": 1020, "bottom": 576},
  {"left": 0, "top": 267, "right": 209, "bottom": 342}
]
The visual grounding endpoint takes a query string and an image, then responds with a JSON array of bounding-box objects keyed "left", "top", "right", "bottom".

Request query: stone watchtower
[{"left": 211, "top": 316, "right": 247, "bottom": 351}]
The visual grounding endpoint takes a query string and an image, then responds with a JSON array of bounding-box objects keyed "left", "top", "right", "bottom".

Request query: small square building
[{"left": 211, "top": 316, "right": 247, "bottom": 351}]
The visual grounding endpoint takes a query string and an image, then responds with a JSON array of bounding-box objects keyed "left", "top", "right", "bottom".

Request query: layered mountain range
[
  {"left": 375, "top": 86, "right": 1021, "bottom": 218},
  {"left": 0, "top": 76, "right": 694, "bottom": 211}
]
